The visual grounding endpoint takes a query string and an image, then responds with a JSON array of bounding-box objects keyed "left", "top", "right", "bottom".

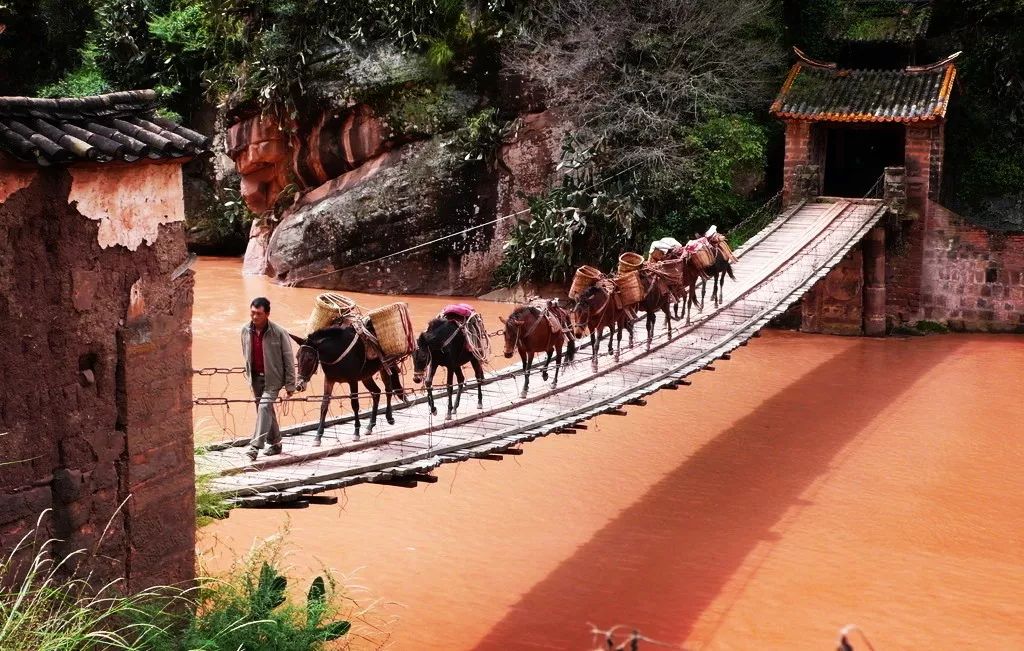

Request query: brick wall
[
  {"left": 0, "top": 167, "right": 195, "bottom": 591},
  {"left": 801, "top": 244, "right": 865, "bottom": 335},
  {"left": 919, "top": 201, "right": 1024, "bottom": 332},
  {"left": 782, "top": 121, "right": 812, "bottom": 206}
]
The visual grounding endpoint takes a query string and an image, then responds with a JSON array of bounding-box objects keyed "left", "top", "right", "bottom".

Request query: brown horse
[
  {"left": 662, "top": 249, "right": 704, "bottom": 324},
  {"left": 570, "top": 283, "right": 635, "bottom": 365},
  {"left": 637, "top": 267, "right": 674, "bottom": 343},
  {"left": 290, "top": 324, "right": 404, "bottom": 443},
  {"left": 500, "top": 303, "right": 575, "bottom": 398}
]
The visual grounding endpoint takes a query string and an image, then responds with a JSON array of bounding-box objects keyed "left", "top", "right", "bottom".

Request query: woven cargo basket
[
  {"left": 649, "top": 248, "right": 667, "bottom": 262},
  {"left": 618, "top": 252, "right": 645, "bottom": 274},
  {"left": 614, "top": 270, "right": 644, "bottom": 306},
  {"left": 307, "top": 293, "right": 357, "bottom": 333},
  {"left": 367, "top": 302, "right": 415, "bottom": 359},
  {"left": 692, "top": 246, "right": 715, "bottom": 270},
  {"left": 569, "top": 265, "right": 603, "bottom": 299},
  {"left": 716, "top": 239, "right": 737, "bottom": 263},
  {"left": 654, "top": 258, "right": 684, "bottom": 283}
]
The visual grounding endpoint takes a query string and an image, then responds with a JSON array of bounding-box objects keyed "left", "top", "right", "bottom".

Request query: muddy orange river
[{"left": 194, "top": 258, "right": 1024, "bottom": 650}]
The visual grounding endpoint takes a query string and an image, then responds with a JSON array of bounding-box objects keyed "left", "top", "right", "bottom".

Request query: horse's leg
[
  {"left": 664, "top": 302, "right": 673, "bottom": 337},
  {"left": 425, "top": 361, "right": 439, "bottom": 416},
  {"left": 452, "top": 366, "right": 466, "bottom": 415},
  {"left": 349, "top": 380, "right": 361, "bottom": 438},
  {"left": 382, "top": 370, "right": 396, "bottom": 425},
  {"left": 718, "top": 269, "right": 726, "bottom": 305},
  {"left": 590, "top": 329, "right": 599, "bottom": 368},
  {"left": 541, "top": 348, "right": 552, "bottom": 381},
  {"left": 363, "top": 376, "right": 381, "bottom": 434},
  {"left": 647, "top": 310, "right": 655, "bottom": 343},
  {"left": 445, "top": 367, "right": 456, "bottom": 420},
  {"left": 607, "top": 322, "right": 615, "bottom": 355},
  {"left": 520, "top": 348, "right": 533, "bottom": 399},
  {"left": 552, "top": 342, "right": 563, "bottom": 387},
  {"left": 700, "top": 278, "right": 708, "bottom": 311},
  {"left": 470, "top": 357, "right": 484, "bottom": 409},
  {"left": 314, "top": 380, "right": 333, "bottom": 446}
]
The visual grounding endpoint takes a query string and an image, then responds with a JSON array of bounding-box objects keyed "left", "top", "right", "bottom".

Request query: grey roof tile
[{"left": 0, "top": 90, "right": 208, "bottom": 165}]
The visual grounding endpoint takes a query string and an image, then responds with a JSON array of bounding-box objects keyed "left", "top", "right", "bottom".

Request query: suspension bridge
[{"left": 197, "top": 196, "right": 889, "bottom": 507}]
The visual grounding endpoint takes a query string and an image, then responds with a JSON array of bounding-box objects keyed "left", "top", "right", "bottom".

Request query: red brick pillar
[
  {"left": 863, "top": 226, "right": 886, "bottom": 336},
  {"left": 783, "top": 120, "right": 813, "bottom": 206},
  {"left": 904, "top": 125, "right": 934, "bottom": 221}
]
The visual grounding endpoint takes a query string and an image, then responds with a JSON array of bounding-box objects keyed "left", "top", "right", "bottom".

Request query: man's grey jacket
[{"left": 240, "top": 320, "right": 297, "bottom": 392}]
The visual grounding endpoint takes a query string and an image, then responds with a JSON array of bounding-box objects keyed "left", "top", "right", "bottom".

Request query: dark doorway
[{"left": 822, "top": 124, "right": 904, "bottom": 197}]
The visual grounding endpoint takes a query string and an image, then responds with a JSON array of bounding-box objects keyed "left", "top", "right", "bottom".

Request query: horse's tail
[
  {"left": 725, "top": 262, "right": 735, "bottom": 280},
  {"left": 565, "top": 335, "right": 576, "bottom": 362}
]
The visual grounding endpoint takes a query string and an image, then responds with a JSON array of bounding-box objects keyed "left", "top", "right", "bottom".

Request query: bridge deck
[{"left": 200, "top": 198, "right": 888, "bottom": 506}]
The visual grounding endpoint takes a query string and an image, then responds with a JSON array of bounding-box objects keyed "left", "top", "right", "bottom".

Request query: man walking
[{"left": 241, "top": 297, "right": 296, "bottom": 462}]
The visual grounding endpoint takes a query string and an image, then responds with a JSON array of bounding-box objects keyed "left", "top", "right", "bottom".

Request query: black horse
[
  {"left": 290, "top": 323, "right": 404, "bottom": 443},
  {"left": 412, "top": 317, "right": 486, "bottom": 420},
  {"left": 701, "top": 247, "right": 736, "bottom": 308}
]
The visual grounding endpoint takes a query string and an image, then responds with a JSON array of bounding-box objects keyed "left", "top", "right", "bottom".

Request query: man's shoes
[
  {"left": 265, "top": 444, "right": 283, "bottom": 456},
  {"left": 245, "top": 448, "right": 258, "bottom": 462}
]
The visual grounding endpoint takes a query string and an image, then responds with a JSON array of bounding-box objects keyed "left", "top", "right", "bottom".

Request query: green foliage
[
  {"left": 932, "top": 0, "right": 1024, "bottom": 230},
  {"left": 892, "top": 319, "right": 949, "bottom": 336},
  {"left": 0, "top": 0, "right": 95, "bottom": 94},
  {"left": 496, "top": 141, "right": 645, "bottom": 285},
  {"left": 186, "top": 185, "right": 255, "bottom": 252},
  {"left": 0, "top": 523, "right": 165, "bottom": 650},
  {"left": 685, "top": 115, "right": 768, "bottom": 221},
  {"left": 195, "top": 471, "right": 233, "bottom": 527},
  {"left": 143, "top": 561, "right": 351, "bottom": 651},
  {"left": 37, "top": 43, "right": 110, "bottom": 98},
  {"left": 792, "top": 0, "right": 848, "bottom": 59}
]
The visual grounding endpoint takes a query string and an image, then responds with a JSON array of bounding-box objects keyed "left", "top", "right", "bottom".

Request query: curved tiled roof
[
  {"left": 0, "top": 90, "right": 209, "bottom": 166},
  {"left": 770, "top": 49, "right": 958, "bottom": 123}
]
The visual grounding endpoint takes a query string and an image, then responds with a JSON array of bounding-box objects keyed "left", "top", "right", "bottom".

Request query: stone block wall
[
  {"left": 919, "top": 201, "right": 1024, "bottom": 332},
  {"left": 0, "top": 167, "right": 194, "bottom": 591}
]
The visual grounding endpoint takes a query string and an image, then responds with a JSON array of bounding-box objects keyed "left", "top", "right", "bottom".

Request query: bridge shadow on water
[{"left": 471, "top": 337, "right": 963, "bottom": 650}]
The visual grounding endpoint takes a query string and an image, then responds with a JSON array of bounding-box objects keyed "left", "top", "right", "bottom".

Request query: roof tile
[{"left": 0, "top": 90, "right": 208, "bottom": 166}]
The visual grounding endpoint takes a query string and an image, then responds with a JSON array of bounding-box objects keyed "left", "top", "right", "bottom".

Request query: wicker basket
[
  {"left": 307, "top": 293, "right": 357, "bottom": 333},
  {"left": 614, "top": 270, "right": 644, "bottom": 306},
  {"left": 655, "top": 258, "right": 684, "bottom": 283},
  {"left": 717, "top": 239, "right": 737, "bottom": 263},
  {"left": 649, "top": 248, "right": 667, "bottom": 262},
  {"left": 569, "top": 265, "right": 603, "bottom": 299},
  {"left": 618, "top": 252, "right": 645, "bottom": 274},
  {"left": 367, "top": 302, "right": 415, "bottom": 359},
  {"left": 692, "top": 246, "right": 715, "bottom": 270}
]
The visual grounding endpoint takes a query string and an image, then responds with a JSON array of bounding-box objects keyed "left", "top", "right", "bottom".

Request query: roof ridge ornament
[
  {"left": 792, "top": 46, "right": 838, "bottom": 70},
  {"left": 905, "top": 51, "right": 961, "bottom": 73}
]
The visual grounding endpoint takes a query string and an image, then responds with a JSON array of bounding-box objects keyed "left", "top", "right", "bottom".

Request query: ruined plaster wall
[
  {"left": 0, "top": 167, "right": 194, "bottom": 591},
  {"left": 918, "top": 201, "right": 1024, "bottom": 332},
  {"left": 68, "top": 163, "right": 185, "bottom": 251}
]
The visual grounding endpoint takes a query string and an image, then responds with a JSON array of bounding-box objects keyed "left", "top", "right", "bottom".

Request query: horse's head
[
  {"left": 498, "top": 313, "right": 521, "bottom": 358},
  {"left": 290, "top": 333, "right": 318, "bottom": 392},
  {"left": 412, "top": 332, "right": 431, "bottom": 383},
  {"left": 571, "top": 287, "right": 601, "bottom": 338}
]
